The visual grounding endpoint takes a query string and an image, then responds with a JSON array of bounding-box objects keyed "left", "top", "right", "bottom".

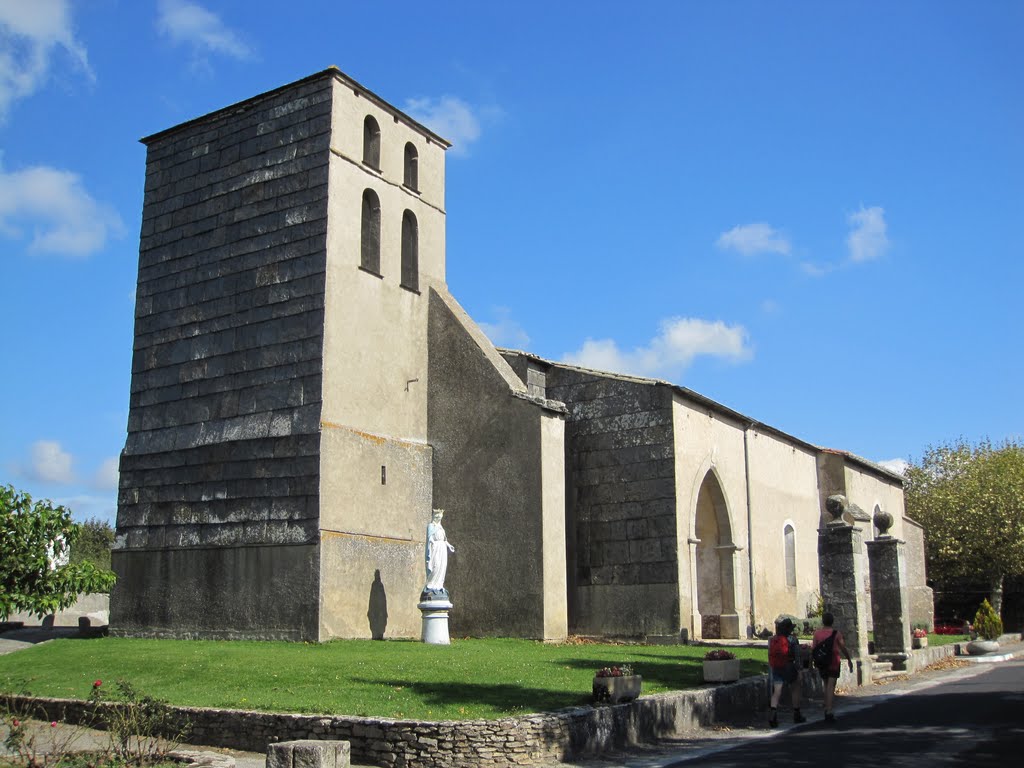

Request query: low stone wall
[
  {"left": 3, "top": 676, "right": 768, "bottom": 768},
  {"left": 908, "top": 641, "right": 957, "bottom": 671}
]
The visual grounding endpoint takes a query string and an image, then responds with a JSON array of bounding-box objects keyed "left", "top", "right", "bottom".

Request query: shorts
[
  {"left": 818, "top": 666, "right": 841, "bottom": 680},
  {"left": 770, "top": 663, "right": 799, "bottom": 685}
]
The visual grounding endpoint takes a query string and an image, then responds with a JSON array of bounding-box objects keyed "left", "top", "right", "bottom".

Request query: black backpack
[{"left": 813, "top": 630, "right": 837, "bottom": 670}]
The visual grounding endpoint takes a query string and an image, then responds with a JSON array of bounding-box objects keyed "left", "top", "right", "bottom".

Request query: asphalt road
[{"left": 654, "top": 658, "right": 1024, "bottom": 767}]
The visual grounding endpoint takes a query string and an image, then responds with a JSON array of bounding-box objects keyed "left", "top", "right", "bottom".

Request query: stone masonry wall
[
  {"left": 113, "top": 72, "right": 336, "bottom": 639},
  {"left": 903, "top": 517, "right": 935, "bottom": 630},
  {"left": 543, "top": 366, "right": 679, "bottom": 637},
  {"left": 5, "top": 676, "right": 768, "bottom": 768}
]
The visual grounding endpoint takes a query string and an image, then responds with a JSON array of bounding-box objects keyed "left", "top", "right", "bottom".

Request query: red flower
[
  {"left": 93, "top": 680, "right": 102, "bottom": 688},
  {"left": 12, "top": 719, "right": 19, "bottom": 727},
  {"left": 50, "top": 721, "right": 57, "bottom": 727}
]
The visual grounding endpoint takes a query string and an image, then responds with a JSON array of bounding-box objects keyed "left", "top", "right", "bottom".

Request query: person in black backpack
[
  {"left": 812, "top": 611, "right": 854, "bottom": 722},
  {"left": 767, "top": 617, "right": 805, "bottom": 727}
]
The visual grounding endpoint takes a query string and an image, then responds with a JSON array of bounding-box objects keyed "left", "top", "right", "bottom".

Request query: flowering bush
[
  {"left": 912, "top": 628, "right": 928, "bottom": 638},
  {"left": 595, "top": 664, "right": 634, "bottom": 678},
  {"left": 934, "top": 621, "right": 970, "bottom": 635},
  {"left": 704, "top": 649, "right": 736, "bottom": 661}
]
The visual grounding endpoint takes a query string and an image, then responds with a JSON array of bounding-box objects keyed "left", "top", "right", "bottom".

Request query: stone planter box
[
  {"left": 592, "top": 674, "right": 642, "bottom": 704},
  {"left": 702, "top": 658, "right": 741, "bottom": 683},
  {"left": 912, "top": 636, "right": 928, "bottom": 649},
  {"left": 966, "top": 639, "right": 999, "bottom": 656}
]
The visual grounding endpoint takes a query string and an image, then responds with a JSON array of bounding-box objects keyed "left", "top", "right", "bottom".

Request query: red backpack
[{"left": 768, "top": 635, "right": 791, "bottom": 669}]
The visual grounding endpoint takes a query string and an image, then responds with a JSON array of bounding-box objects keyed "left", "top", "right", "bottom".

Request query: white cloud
[
  {"left": 479, "top": 307, "right": 530, "bottom": 349},
  {"left": 404, "top": 96, "right": 481, "bottom": 155},
  {"left": 716, "top": 222, "right": 791, "bottom": 256},
  {"left": 878, "top": 458, "right": 909, "bottom": 476},
  {"left": 30, "top": 440, "right": 75, "bottom": 484},
  {"left": 0, "top": 163, "right": 125, "bottom": 257},
  {"left": 156, "top": 0, "right": 252, "bottom": 63},
  {"left": 562, "top": 317, "right": 752, "bottom": 380},
  {"left": 799, "top": 260, "right": 833, "bottom": 277},
  {"left": 0, "top": 0, "right": 92, "bottom": 119},
  {"left": 846, "top": 205, "right": 889, "bottom": 263},
  {"left": 93, "top": 457, "right": 120, "bottom": 491}
]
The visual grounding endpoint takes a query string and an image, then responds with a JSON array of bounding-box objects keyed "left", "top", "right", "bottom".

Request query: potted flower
[
  {"left": 966, "top": 599, "right": 1002, "bottom": 655},
  {"left": 702, "top": 648, "right": 741, "bottom": 683},
  {"left": 592, "top": 664, "right": 641, "bottom": 704},
  {"left": 912, "top": 628, "right": 928, "bottom": 649}
]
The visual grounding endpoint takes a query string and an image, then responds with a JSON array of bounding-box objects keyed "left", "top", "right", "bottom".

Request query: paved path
[{"left": 561, "top": 642, "right": 1024, "bottom": 767}]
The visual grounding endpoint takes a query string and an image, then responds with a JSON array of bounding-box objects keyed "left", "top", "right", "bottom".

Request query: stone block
[{"left": 266, "top": 739, "right": 350, "bottom": 768}]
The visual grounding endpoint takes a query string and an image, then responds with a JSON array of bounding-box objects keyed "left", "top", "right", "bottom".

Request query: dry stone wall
[{"left": 5, "top": 676, "right": 767, "bottom": 768}]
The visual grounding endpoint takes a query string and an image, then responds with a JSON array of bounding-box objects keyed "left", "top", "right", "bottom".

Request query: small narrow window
[
  {"left": 401, "top": 209, "right": 419, "bottom": 291},
  {"left": 360, "top": 189, "right": 381, "bottom": 274},
  {"left": 403, "top": 142, "right": 418, "bottom": 191},
  {"left": 381, "top": 465, "right": 387, "bottom": 485},
  {"left": 363, "top": 116, "right": 381, "bottom": 169},
  {"left": 784, "top": 524, "right": 796, "bottom": 588}
]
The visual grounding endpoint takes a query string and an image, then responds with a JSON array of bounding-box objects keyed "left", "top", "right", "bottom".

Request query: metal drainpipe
[{"left": 743, "top": 423, "right": 756, "bottom": 637}]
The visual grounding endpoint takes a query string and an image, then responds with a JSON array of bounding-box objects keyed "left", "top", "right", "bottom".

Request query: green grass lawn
[
  {"left": 927, "top": 633, "right": 969, "bottom": 646},
  {"left": 0, "top": 637, "right": 767, "bottom": 721}
]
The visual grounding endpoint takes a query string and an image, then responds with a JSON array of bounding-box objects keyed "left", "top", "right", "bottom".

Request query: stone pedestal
[
  {"left": 418, "top": 599, "right": 453, "bottom": 645},
  {"left": 866, "top": 536, "right": 912, "bottom": 655},
  {"left": 818, "top": 522, "right": 869, "bottom": 660}
]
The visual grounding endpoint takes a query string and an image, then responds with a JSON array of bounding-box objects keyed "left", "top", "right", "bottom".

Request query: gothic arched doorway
[{"left": 694, "top": 471, "right": 740, "bottom": 639}]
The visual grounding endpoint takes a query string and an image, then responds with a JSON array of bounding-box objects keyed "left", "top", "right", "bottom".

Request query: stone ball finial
[
  {"left": 874, "top": 510, "right": 894, "bottom": 536},
  {"left": 825, "top": 494, "right": 848, "bottom": 521}
]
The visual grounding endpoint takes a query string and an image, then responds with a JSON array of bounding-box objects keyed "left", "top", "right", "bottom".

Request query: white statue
[{"left": 424, "top": 508, "right": 455, "bottom": 596}]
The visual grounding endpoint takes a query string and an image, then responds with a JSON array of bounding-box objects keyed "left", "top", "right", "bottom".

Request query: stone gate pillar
[
  {"left": 866, "top": 518, "right": 911, "bottom": 657},
  {"left": 818, "top": 501, "right": 870, "bottom": 660}
]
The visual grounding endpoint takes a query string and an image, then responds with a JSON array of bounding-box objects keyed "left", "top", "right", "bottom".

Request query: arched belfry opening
[{"left": 693, "top": 470, "right": 740, "bottom": 639}]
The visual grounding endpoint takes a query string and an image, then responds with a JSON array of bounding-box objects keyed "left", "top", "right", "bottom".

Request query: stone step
[{"left": 872, "top": 668, "right": 909, "bottom": 683}]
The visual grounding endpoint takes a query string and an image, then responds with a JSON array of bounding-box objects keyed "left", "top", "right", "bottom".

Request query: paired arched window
[
  {"left": 401, "top": 210, "right": 419, "bottom": 291},
  {"left": 403, "top": 142, "right": 418, "bottom": 191},
  {"left": 784, "top": 524, "right": 796, "bottom": 588},
  {"left": 363, "top": 116, "right": 381, "bottom": 169},
  {"left": 360, "top": 189, "right": 381, "bottom": 274}
]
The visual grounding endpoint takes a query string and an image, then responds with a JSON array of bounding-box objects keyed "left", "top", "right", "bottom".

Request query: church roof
[
  {"left": 498, "top": 349, "right": 904, "bottom": 485},
  {"left": 140, "top": 66, "right": 452, "bottom": 149}
]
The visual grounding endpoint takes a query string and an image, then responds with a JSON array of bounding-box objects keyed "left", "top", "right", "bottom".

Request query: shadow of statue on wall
[{"left": 368, "top": 569, "right": 388, "bottom": 640}]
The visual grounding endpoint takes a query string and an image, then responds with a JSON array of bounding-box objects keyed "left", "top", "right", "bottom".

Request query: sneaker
[
  {"left": 793, "top": 710, "right": 806, "bottom": 724},
  {"left": 769, "top": 709, "right": 778, "bottom": 728},
  {"left": 824, "top": 712, "right": 835, "bottom": 723}
]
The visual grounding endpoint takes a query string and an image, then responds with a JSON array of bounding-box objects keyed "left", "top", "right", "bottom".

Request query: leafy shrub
[
  {"left": 972, "top": 599, "right": 1003, "bottom": 641},
  {"left": 88, "top": 679, "right": 191, "bottom": 763}
]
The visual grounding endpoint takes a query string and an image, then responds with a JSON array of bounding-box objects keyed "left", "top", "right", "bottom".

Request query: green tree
[
  {"left": 904, "top": 438, "right": 1024, "bottom": 617},
  {"left": 70, "top": 517, "right": 115, "bottom": 571},
  {"left": 0, "top": 484, "right": 117, "bottom": 621}
]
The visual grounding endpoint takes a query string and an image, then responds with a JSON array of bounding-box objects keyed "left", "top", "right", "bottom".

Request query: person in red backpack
[
  {"left": 767, "top": 617, "right": 804, "bottom": 727},
  {"left": 812, "top": 611, "right": 854, "bottom": 723}
]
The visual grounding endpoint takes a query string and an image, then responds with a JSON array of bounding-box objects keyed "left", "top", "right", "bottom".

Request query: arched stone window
[
  {"left": 360, "top": 189, "right": 381, "bottom": 274},
  {"left": 401, "top": 210, "right": 419, "bottom": 291},
  {"left": 784, "top": 524, "right": 796, "bottom": 588},
  {"left": 363, "top": 116, "right": 381, "bottom": 169},
  {"left": 403, "top": 142, "right": 418, "bottom": 191}
]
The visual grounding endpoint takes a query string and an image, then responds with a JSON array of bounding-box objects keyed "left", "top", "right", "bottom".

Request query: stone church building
[{"left": 111, "top": 68, "right": 930, "bottom": 643}]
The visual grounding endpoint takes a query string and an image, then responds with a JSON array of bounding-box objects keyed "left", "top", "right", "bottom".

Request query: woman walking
[{"left": 812, "top": 611, "right": 854, "bottom": 722}]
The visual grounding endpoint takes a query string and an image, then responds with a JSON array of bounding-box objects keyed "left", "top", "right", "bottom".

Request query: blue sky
[{"left": 2, "top": 1, "right": 1021, "bottom": 524}]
